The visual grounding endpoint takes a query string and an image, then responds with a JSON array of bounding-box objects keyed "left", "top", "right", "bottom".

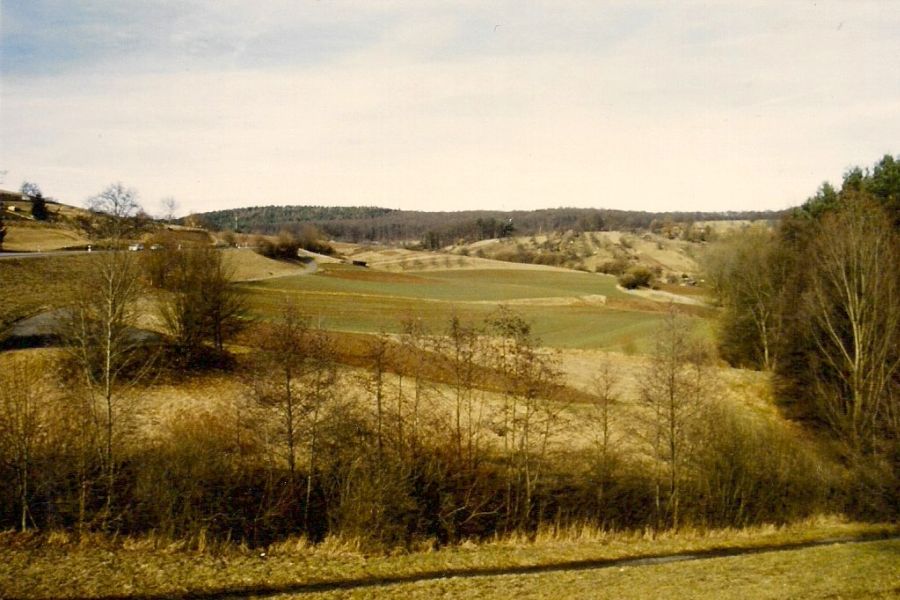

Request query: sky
[{"left": 1, "top": 1, "right": 898, "bottom": 216}]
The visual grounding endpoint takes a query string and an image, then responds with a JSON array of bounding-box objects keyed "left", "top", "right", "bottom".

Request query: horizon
[
  {"left": 2, "top": 2, "right": 898, "bottom": 216},
  {"left": 0, "top": 185, "right": 791, "bottom": 219}
]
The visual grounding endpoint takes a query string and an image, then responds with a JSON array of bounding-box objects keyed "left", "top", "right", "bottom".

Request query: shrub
[
  {"left": 596, "top": 258, "right": 629, "bottom": 275},
  {"left": 688, "top": 404, "right": 831, "bottom": 527},
  {"left": 618, "top": 266, "right": 654, "bottom": 289}
]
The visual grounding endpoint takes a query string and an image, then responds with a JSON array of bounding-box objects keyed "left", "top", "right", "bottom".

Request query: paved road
[{"left": 0, "top": 249, "right": 100, "bottom": 260}]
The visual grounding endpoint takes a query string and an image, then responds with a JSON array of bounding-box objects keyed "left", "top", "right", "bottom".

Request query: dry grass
[
  {"left": 337, "top": 243, "right": 573, "bottom": 273},
  {"left": 2, "top": 223, "right": 89, "bottom": 251},
  {"left": 450, "top": 230, "right": 704, "bottom": 281},
  {"left": 292, "top": 538, "right": 899, "bottom": 599},
  {"left": 0, "top": 253, "right": 97, "bottom": 329},
  {"left": 222, "top": 248, "right": 308, "bottom": 281},
  {"left": 0, "top": 518, "right": 894, "bottom": 599}
]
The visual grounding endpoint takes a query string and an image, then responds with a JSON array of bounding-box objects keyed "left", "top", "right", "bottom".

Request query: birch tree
[{"left": 805, "top": 195, "right": 900, "bottom": 452}]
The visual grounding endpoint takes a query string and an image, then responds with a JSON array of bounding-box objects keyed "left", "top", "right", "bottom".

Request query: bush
[
  {"left": 618, "top": 266, "right": 654, "bottom": 289},
  {"left": 596, "top": 258, "right": 629, "bottom": 276},
  {"left": 688, "top": 404, "right": 831, "bottom": 527},
  {"left": 255, "top": 227, "right": 334, "bottom": 260}
]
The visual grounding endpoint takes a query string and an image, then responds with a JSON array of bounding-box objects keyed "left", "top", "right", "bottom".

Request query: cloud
[{"left": 2, "top": 1, "right": 898, "bottom": 213}]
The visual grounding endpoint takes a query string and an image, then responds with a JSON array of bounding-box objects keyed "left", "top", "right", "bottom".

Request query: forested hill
[{"left": 194, "top": 205, "right": 786, "bottom": 244}]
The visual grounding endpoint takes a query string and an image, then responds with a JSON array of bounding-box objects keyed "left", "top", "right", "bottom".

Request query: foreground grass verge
[
  {"left": 1, "top": 519, "right": 895, "bottom": 599},
  {"left": 295, "top": 538, "right": 899, "bottom": 600}
]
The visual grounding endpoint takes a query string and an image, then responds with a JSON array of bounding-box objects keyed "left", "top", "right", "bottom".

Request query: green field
[{"left": 240, "top": 266, "right": 687, "bottom": 351}]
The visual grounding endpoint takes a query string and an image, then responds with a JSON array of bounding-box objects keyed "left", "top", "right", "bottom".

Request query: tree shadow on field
[{"left": 13, "top": 533, "right": 898, "bottom": 600}]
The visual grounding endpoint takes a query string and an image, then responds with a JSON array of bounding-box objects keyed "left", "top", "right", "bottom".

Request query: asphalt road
[{"left": 0, "top": 249, "right": 100, "bottom": 260}]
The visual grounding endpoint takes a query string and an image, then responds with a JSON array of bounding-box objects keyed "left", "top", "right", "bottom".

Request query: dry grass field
[
  {"left": 1, "top": 519, "right": 894, "bottom": 600},
  {"left": 0, "top": 249, "right": 303, "bottom": 331},
  {"left": 1, "top": 222, "right": 89, "bottom": 252},
  {"left": 0, "top": 253, "right": 97, "bottom": 329},
  {"left": 223, "top": 247, "right": 309, "bottom": 281},
  {"left": 239, "top": 259, "right": 710, "bottom": 351},
  {"left": 2, "top": 239, "right": 891, "bottom": 600},
  {"left": 447, "top": 230, "right": 705, "bottom": 279}
]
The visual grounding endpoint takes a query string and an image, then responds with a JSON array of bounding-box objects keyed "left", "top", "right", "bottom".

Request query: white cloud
[{"left": 2, "top": 1, "right": 898, "bottom": 213}]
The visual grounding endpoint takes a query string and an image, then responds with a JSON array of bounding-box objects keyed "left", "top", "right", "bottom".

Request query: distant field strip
[
  {"left": 246, "top": 268, "right": 628, "bottom": 303},
  {"left": 240, "top": 268, "right": 679, "bottom": 350}
]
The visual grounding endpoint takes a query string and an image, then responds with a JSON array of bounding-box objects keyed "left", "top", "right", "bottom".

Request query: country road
[{"left": 0, "top": 249, "right": 99, "bottom": 260}]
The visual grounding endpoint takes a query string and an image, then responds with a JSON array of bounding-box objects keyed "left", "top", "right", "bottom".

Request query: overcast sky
[{"left": 1, "top": 1, "right": 898, "bottom": 215}]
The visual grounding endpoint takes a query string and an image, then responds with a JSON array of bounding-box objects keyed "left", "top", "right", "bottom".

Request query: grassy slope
[
  {"left": 240, "top": 265, "right": 693, "bottom": 351},
  {"left": 0, "top": 250, "right": 302, "bottom": 326},
  {"left": 0, "top": 254, "right": 97, "bottom": 328},
  {"left": 222, "top": 248, "right": 307, "bottom": 281},
  {"left": 1, "top": 521, "right": 894, "bottom": 599},
  {"left": 2, "top": 223, "right": 89, "bottom": 251},
  {"left": 452, "top": 230, "right": 705, "bottom": 278}
]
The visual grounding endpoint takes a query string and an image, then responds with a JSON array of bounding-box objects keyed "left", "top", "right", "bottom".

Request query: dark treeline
[
  {"left": 195, "top": 205, "right": 786, "bottom": 246},
  {"left": 704, "top": 154, "right": 900, "bottom": 519}
]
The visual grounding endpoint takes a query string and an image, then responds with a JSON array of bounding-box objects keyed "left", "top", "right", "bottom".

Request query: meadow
[
  {"left": 240, "top": 262, "right": 697, "bottom": 351},
  {"left": 2, "top": 520, "right": 894, "bottom": 599},
  {"left": 1, "top": 233, "right": 893, "bottom": 600}
]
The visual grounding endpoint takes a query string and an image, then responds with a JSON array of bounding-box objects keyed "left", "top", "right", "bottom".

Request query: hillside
[
  {"left": 193, "top": 205, "right": 786, "bottom": 244},
  {"left": 448, "top": 229, "right": 711, "bottom": 280}
]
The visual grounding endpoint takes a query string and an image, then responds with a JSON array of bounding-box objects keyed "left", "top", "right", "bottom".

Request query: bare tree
[
  {"left": 160, "top": 247, "right": 248, "bottom": 358},
  {"left": 87, "top": 182, "right": 140, "bottom": 219},
  {"left": 85, "top": 182, "right": 143, "bottom": 240},
  {"left": 254, "top": 299, "right": 309, "bottom": 482},
  {"left": 0, "top": 354, "right": 49, "bottom": 531},
  {"left": 399, "top": 315, "right": 432, "bottom": 456},
  {"left": 702, "top": 226, "right": 786, "bottom": 370},
  {"left": 488, "top": 307, "right": 562, "bottom": 532},
  {"left": 0, "top": 205, "right": 6, "bottom": 250},
  {"left": 640, "top": 309, "right": 709, "bottom": 529},
  {"left": 588, "top": 359, "right": 619, "bottom": 501},
  {"left": 59, "top": 249, "right": 155, "bottom": 527},
  {"left": 297, "top": 326, "right": 337, "bottom": 530},
  {"left": 447, "top": 315, "right": 479, "bottom": 463},
  {"left": 805, "top": 194, "right": 900, "bottom": 453},
  {"left": 365, "top": 332, "right": 390, "bottom": 460},
  {"left": 20, "top": 181, "right": 42, "bottom": 198},
  {"left": 160, "top": 197, "right": 179, "bottom": 224}
]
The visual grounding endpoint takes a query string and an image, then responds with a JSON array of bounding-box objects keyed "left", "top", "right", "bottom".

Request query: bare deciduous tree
[
  {"left": 640, "top": 309, "right": 710, "bottom": 529},
  {"left": 85, "top": 182, "right": 144, "bottom": 240},
  {"left": 254, "top": 299, "right": 309, "bottom": 482},
  {"left": 0, "top": 354, "right": 49, "bottom": 531},
  {"left": 805, "top": 194, "right": 900, "bottom": 452},
  {"left": 160, "top": 247, "right": 248, "bottom": 359},
  {"left": 59, "top": 249, "right": 155, "bottom": 528},
  {"left": 488, "top": 307, "right": 562, "bottom": 532},
  {"left": 588, "top": 359, "right": 619, "bottom": 501},
  {"left": 160, "top": 196, "right": 179, "bottom": 223},
  {"left": 702, "top": 226, "right": 787, "bottom": 370},
  {"left": 366, "top": 332, "right": 390, "bottom": 460}
]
